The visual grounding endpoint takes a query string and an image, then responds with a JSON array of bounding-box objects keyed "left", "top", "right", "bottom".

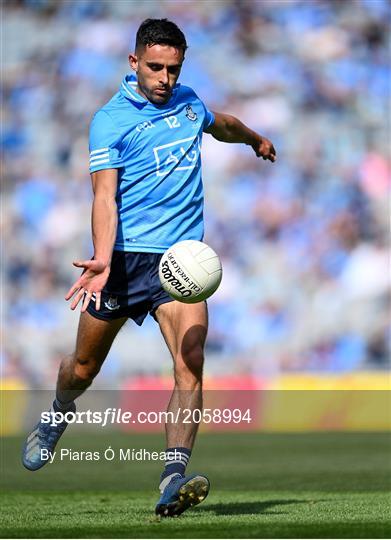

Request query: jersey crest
[{"left": 185, "top": 104, "right": 197, "bottom": 121}]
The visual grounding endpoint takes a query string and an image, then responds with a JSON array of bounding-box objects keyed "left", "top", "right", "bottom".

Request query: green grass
[{"left": 1, "top": 432, "right": 391, "bottom": 538}]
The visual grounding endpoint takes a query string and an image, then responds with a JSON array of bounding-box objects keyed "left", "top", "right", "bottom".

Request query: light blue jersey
[{"left": 89, "top": 74, "right": 215, "bottom": 253}]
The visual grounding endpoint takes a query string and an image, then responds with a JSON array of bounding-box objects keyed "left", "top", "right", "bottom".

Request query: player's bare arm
[
  {"left": 205, "top": 111, "right": 276, "bottom": 162},
  {"left": 65, "top": 168, "right": 118, "bottom": 312}
]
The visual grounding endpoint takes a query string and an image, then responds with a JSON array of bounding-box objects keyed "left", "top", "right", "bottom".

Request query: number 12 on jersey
[{"left": 164, "top": 116, "right": 180, "bottom": 129}]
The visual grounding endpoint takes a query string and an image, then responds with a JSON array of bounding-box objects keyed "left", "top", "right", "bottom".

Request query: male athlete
[{"left": 22, "top": 19, "right": 276, "bottom": 517}]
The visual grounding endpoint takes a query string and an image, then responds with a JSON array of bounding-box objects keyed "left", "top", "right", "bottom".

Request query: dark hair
[{"left": 135, "top": 18, "right": 187, "bottom": 53}]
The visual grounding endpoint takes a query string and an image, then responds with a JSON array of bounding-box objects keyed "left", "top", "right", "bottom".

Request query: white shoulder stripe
[
  {"left": 90, "top": 147, "right": 109, "bottom": 156},
  {"left": 89, "top": 158, "right": 110, "bottom": 167},
  {"left": 90, "top": 153, "right": 109, "bottom": 163}
]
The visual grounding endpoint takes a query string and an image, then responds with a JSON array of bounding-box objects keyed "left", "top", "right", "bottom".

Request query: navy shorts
[{"left": 87, "top": 251, "right": 173, "bottom": 326}]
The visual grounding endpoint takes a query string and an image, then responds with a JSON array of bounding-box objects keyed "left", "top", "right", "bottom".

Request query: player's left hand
[{"left": 252, "top": 136, "right": 276, "bottom": 162}]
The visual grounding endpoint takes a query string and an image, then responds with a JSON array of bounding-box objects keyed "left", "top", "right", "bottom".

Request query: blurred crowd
[{"left": 2, "top": 0, "right": 390, "bottom": 388}]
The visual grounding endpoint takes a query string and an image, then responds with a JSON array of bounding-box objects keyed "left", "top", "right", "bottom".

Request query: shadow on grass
[{"left": 198, "top": 498, "right": 325, "bottom": 516}]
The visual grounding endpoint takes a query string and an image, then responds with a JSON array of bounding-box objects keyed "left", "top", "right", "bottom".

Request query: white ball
[{"left": 159, "top": 240, "right": 222, "bottom": 304}]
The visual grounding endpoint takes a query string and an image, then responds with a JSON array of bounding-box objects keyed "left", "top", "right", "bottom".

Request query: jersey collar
[{"left": 120, "top": 74, "right": 180, "bottom": 108}]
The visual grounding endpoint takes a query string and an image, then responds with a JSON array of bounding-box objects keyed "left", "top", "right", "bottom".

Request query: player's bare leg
[
  {"left": 154, "top": 300, "right": 210, "bottom": 516},
  {"left": 156, "top": 300, "right": 207, "bottom": 448},
  {"left": 22, "top": 311, "right": 126, "bottom": 471},
  {"left": 56, "top": 311, "right": 127, "bottom": 404}
]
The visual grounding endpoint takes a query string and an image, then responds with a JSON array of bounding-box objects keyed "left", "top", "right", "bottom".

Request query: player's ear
[{"left": 128, "top": 53, "right": 138, "bottom": 72}]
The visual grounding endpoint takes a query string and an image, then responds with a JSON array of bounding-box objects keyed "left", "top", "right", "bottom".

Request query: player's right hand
[{"left": 65, "top": 259, "right": 110, "bottom": 312}]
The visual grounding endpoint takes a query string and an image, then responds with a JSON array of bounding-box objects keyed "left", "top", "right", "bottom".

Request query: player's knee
[
  {"left": 175, "top": 345, "right": 204, "bottom": 386},
  {"left": 73, "top": 356, "right": 101, "bottom": 382}
]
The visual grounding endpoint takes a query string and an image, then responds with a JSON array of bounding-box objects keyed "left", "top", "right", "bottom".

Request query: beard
[{"left": 136, "top": 79, "right": 172, "bottom": 104}]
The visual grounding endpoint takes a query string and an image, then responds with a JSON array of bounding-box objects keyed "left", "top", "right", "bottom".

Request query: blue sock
[
  {"left": 159, "top": 447, "right": 191, "bottom": 492},
  {"left": 52, "top": 398, "right": 74, "bottom": 413}
]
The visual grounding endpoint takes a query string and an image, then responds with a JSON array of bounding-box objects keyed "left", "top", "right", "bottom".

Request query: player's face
[{"left": 129, "top": 44, "right": 184, "bottom": 105}]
